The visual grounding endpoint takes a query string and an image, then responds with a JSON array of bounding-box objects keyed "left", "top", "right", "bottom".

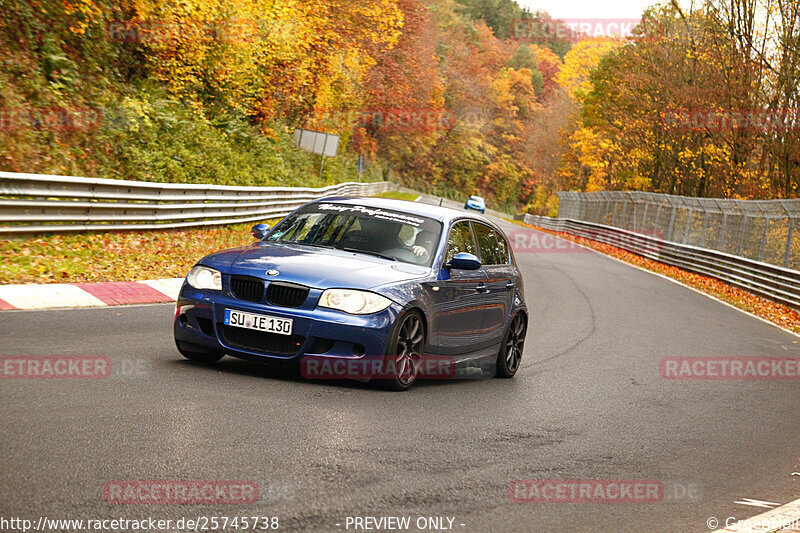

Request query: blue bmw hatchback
[{"left": 174, "top": 197, "right": 527, "bottom": 390}]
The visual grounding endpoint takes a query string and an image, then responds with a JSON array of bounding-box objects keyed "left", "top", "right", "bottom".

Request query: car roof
[{"left": 312, "top": 196, "right": 493, "bottom": 225}]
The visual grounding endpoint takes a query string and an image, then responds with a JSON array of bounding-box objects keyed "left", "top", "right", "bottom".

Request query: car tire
[
  {"left": 496, "top": 314, "right": 526, "bottom": 378},
  {"left": 379, "top": 310, "right": 425, "bottom": 391},
  {"left": 176, "top": 341, "right": 224, "bottom": 364}
]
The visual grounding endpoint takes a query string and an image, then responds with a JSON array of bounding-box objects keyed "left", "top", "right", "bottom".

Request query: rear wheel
[
  {"left": 380, "top": 311, "right": 425, "bottom": 391},
  {"left": 496, "top": 314, "right": 526, "bottom": 378},
  {"left": 176, "top": 341, "right": 224, "bottom": 364}
]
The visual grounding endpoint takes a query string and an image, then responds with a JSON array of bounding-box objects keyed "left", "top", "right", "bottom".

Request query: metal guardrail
[
  {"left": 524, "top": 214, "right": 800, "bottom": 310},
  {"left": 0, "top": 172, "right": 392, "bottom": 234},
  {"left": 557, "top": 190, "right": 800, "bottom": 270}
]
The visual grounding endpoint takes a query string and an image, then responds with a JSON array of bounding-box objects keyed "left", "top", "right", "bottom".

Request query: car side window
[
  {"left": 495, "top": 233, "right": 510, "bottom": 264},
  {"left": 445, "top": 221, "right": 477, "bottom": 263},
  {"left": 473, "top": 223, "right": 508, "bottom": 265}
]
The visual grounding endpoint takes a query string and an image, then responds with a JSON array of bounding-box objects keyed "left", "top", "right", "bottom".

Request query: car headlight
[
  {"left": 318, "top": 289, "right": 392, "bottom": 315},
  {"left": 186, "top": 265, "right": 222, "bottom": 291}
]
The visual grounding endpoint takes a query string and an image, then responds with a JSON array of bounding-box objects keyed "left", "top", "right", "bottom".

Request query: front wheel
[
  {"left": 496, "top": 314, "right": 526, "bottom": 378},
  {"left": 380, "top": 311, "right": 425, "bottom": 391}
]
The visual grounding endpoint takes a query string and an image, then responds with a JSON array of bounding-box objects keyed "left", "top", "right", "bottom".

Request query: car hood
[{"left": 199, "top": 242, "right": 431, "bottom": 290}]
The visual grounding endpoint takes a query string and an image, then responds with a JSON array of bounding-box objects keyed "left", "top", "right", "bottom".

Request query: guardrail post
[
  {"left": 758, "top": 218, "right": 770, "bottom": 262},
  {"left": 682, "top": 208, "right": 692, "bottom": 244},
  {"left": 699, "top": 210, "right": 709, "bottom": 248},
  {"left": 737, "top": 216, "right": 748, "bottom": 256},
  {"left": 667, "top": 206, "right": 677, "bottom": 242},
  {"left": 784, "top": 218, "right": 795, "bottom": 268},
  {"left": 717, "top": 213, "right": 727, "bottom": 250},
  {"left": 641, "top": 202, "right": 649, "bottom": 232},
  {"left": 627, "top": 197, "right": 636, "bottom": 230},
  {"left": 655, "top": 202, "right": 662, "bottom": 233}
]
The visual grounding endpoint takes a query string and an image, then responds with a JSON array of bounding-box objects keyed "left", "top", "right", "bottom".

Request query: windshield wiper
[
  {"left": 338, "top": 247, "right": 396, "bottom": 261},
  {"left": 280, "top": 241, "right": 334, "bottom": 249}
]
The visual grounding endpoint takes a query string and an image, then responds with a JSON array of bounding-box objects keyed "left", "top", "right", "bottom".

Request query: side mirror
[
  {"left": 447, "top": 252, "right": 481, "bottom": 270},
  {"left": 251, "top": 223, "right": 270, "bottom": 241}
]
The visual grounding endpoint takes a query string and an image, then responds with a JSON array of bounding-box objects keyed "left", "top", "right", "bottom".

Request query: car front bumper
[{"left": 173, "top": 283, "right": 402, "bottom": 364}]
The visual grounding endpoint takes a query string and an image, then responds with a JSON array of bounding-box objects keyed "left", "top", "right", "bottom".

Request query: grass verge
[
  {"left": 371, "top": 191, "right": 421, "bottom": 201},
  {"left": 0, "top": 222, "right": 275, "bottom": 284}
]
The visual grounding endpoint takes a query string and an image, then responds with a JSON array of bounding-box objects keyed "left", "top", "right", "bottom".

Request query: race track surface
[{"left": 1, "top": 217, "right": 798, "bottom": 532}]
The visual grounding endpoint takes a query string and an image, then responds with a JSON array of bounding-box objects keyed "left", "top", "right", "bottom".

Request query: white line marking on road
[
  {"left": 0, "top": 284, "right": 107, "bottom": 309},
  {"left": 735, "top": 498, "right": 781, "bottom": 508}
]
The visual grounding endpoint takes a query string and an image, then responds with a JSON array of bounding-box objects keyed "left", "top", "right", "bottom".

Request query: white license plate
[{"left": 224, "top": 309, "right": 293, "bottom": 335}]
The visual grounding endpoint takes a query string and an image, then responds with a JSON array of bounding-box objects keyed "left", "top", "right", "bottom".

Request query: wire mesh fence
[{"left": 557, "top": 191, "right": 800, "bottom": 271}]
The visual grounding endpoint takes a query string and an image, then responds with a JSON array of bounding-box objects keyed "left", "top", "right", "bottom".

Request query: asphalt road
[{"left": 1, "top": 216, "right": 799, "bottom": 532}]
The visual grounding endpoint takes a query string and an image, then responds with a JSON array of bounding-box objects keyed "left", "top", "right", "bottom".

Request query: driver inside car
[{"left": 411, "top": 230, "right": 436, "bottom": 259}]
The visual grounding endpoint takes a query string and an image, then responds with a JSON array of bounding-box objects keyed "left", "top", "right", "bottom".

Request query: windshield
[{"left": 266, "top": 202, "right": 443, "bottom": 267}]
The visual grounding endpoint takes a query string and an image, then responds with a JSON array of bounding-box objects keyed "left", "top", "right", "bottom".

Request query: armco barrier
[
  {"left": 524, "top": 214, "right": 800, "bottom": 310},
  {"left": 557, "top": 190, "right": 800, "bottom": 270},
  {"left": 0, "top": 172, "right": 392, "bottom": 233}
]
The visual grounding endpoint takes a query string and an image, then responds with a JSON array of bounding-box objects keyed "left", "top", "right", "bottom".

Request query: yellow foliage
[
  {"left": 557, "top": 38, "right": 621, "bottom": 102},
  {"left": 132, "top": 0, "right": 403, "bottom": 119},
  {"left": 64, "top": 0, "right": 104, "bottom": 35}
]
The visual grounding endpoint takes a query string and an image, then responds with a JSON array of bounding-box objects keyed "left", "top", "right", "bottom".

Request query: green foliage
[
  {"left": 454, "top": 0, "right": 530, "bottom": 39},
  {"left": 509, "top": 44, "right": 543, "bottom": 94},
  {"left": 0, "top": 84, "right": 381, "bottom": 185},
  {"left": 372, "top": 191, "right": 421, "bottom": 200}
]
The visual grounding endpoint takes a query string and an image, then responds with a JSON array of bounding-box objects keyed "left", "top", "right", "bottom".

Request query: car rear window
[{"left": 473, "top": 222, "right": 509, "bottom": 265}]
